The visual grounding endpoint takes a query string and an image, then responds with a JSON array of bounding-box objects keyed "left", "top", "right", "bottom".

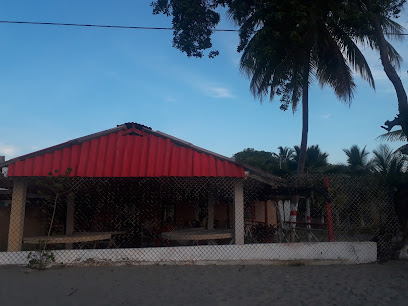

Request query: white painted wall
[{"left": 0, "top": 242, "right": 377, "bottom": 266}]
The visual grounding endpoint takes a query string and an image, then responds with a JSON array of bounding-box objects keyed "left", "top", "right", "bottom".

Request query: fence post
[
  {"left": 324, "top": 177, "right": 334, "bottom": 242},
  {"left": 207, "top": 191, "right": 214, "bottom": 230},
  {"left": 7, "top": 179, "right": 28, "bottom": 252},
  {"left": 234, "top": 180, "right": 244, "bottom": 245},
  {"left": 65, "top": 193, "right": 75, "bottom": 249}
]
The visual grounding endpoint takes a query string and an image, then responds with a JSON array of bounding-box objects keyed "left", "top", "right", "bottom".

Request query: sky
[{"left": 0, "top": 1, "right": 408, "bottom": 165}]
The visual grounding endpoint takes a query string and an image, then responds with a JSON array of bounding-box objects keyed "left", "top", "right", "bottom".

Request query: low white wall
[
  {"left": 0, "top": 242, "right": 377, "bottom": 266},
  {"left": 400, "top": 245, "right": 408, "bottom": 259}
]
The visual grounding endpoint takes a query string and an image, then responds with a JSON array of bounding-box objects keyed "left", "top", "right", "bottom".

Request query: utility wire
[
  {"left": 0, "top": 20, "right": 407, "bottom": 35},
  {"left": 0, "top": 20, "right": 239, "bottom": 32}
]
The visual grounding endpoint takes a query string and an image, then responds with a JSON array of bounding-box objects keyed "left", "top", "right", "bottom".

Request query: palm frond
[
  {"left": 331, "top": 26, "right": 375, "bottom": 89},
  {"left": 314, "top": 21, "right": 356, "bottom": 103},
  {"left": 384, "top": 39, "right": 403, "bottom": 69},
  {"left": 376, "top": 129, "right": 407, "bottom": 142},
  {"left": 343, "top": 145, "right": 370, "bottom": 168},
  {"left": 240, "top": 28, "right": 294, "bottom": 102},
  {"left": 382, "top": 17, "right": 406, "bottom": 41},
  {"left": 371, "top": 144, "right": 407, "bottom": 174}
]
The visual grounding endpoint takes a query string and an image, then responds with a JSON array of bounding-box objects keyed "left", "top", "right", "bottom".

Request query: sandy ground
[{"left": 0, "top": 261, "right": 408, "bottom": 306}]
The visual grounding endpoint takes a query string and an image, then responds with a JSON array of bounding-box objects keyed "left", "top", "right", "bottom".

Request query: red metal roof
[{"left": 5, "top": 123, "right": 245, "bottom": 178}]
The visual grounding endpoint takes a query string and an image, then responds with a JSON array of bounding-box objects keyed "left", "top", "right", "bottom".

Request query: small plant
[
  {"left": 27, "top": 241, "right": 56, "bottom": 270},
  {"left": 27, "top": 167, "right": 72, "bottom": 270}
]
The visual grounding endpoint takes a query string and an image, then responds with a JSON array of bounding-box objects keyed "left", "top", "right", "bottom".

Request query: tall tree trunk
[
  {"left": 297, "top": 78, "right": 309, "bottom": 177},
  {"left": 290, "top": 52, "right": 310, "bottom": 242},
  {"left": 373, "top": 17, "right": 408, "bottom": 139}
]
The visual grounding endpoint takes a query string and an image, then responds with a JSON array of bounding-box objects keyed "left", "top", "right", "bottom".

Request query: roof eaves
[
  {"left": 151, "top": 130, "right": 238, "bottom": 164},
  {"left": 0, "top": 123, "right": 284, "bottom": 185},
  {"left": 0, "top": 125, "right": 127, "bottom": 168},
  {"left": 151, "top": 130, "right": 283, "bottom": 184}
]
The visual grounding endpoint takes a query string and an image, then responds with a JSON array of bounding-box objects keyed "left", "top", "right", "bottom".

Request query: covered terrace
[{"left": 0, "top": 122, "right": 281, "bottom": 252}]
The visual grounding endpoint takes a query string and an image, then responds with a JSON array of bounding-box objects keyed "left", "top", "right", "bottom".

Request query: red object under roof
[{"left": 4, "top": 123, "right": 245, "bottom": 178}]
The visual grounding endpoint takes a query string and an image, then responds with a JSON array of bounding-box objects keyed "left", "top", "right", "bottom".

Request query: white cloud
[
  {"left": 133, "top": 52, "right": 236, "bottom": 100},
  {"left": 322, "top": 113, "right": 332, "bottom": 119},
  {"left": 164, "top": 97, "right": 177, "bottom": 102},
  {"left": 206, "top": 87, "right": 234, "bottom": 98},
  {"left": 0, "top": 143, "right": 19, "bottom": 158}
]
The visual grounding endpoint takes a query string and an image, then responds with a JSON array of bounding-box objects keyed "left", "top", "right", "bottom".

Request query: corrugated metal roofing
[{"left": 5, "top": 123, "right": 245, "bottom": 178}]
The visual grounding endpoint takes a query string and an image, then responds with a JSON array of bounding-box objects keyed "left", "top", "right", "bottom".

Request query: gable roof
[{"left": 0, "top": 123, "right": 276, "bottom": 180}]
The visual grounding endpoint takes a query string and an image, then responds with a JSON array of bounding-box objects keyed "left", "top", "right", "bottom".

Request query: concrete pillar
[
  {"left": 207, "top": 191, "right": 214, "bottom": 230},
  {"left": 65, "top": 193, "right": 75, "bottom": 249},
  {"left": 234, "top": 181, "right": 244, "bottom": 245},
  {"left": 306, "top": 198, "right": 312, "bottom": 242},
  {"left": 7, "top": 179, "right": 28, "bottom": 252},
  {"left": 289, "top": 197, "right": 299, "bottom": 242}
]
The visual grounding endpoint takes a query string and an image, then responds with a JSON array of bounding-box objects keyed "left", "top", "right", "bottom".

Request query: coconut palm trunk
[
  {"left": 298, "top": 70, "right": 309, "bottom": 177},
  {"left": 372, "top": 17, "right": 408, "bottom": 139},
  {"left": 290, "top": 53, "right": 310, "bottom": 242}
]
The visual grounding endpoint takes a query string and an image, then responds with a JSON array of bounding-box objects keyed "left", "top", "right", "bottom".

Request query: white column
[
  {"left": 7, "top": 179, "right": 28, "bottom": 252},
  {"left": 234, "top": 181, "right": 244, "bottom": 245},
  {"left": 207, "top": 191, "right": 214, "bottom": 230},
  {"left": 289, "top": 196, "right": 299, "bottom": 242},
  {"left": 65, "top": 193, "right": 75, "bottom": 249},
  {"left": 306, "top": 198, "right": 312, "bottom": 242}
]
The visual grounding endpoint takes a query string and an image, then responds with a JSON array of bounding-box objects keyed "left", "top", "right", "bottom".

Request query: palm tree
[
  {"left": 343, "top": 0, "right": 408, "bottom": 138},
  {"left": 152, "top": 0, "right": 375, "bottom": 174},
  {"left": 376, "top": 129, "right": 408, "bottom": 154},
  {"left": 371, "top": 144, "right": 406, "bottom": 175},
  {"left": 152, "top": 0, "right": 375, "bottom": 242},
  {"left": 343, "top": 145, "right": 372, "bottom": 174},
  {"left": 231, "top": 1, "right": 375, "bottom": 241},
  {"left": 293, "top": 145, "right": 329, "bottom": 174},
  {"left": 233, "top": 1, "right": 375, "bottom": 179},
  {"left": 273, "top": 146, "right": 295, "bottom": 170},
  {"left": 377, "top": 129, "right": 406, "bottom": 142}
]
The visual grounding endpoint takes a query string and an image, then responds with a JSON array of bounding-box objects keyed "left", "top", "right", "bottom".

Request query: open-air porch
[{"left": 0, "top": 123, "right": 393, "bottom": 264}]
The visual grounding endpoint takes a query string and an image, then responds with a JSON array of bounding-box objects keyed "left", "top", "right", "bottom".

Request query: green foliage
[
  {"left": 151, "top": 0, "right": 224, "bottom": 58},
  {"left": 152, "top": 0, "right": 378, "bottom": 178},
  {"left": 341, "top": 144, "right": 408, "bottom": 185},
  {"left": 29, "top": 167, "right": 74, "bottom": 269},
  {"left": 233, "top": 145, "right": 330, "bottom": 176},
  {"left": 293, "top": 145, "right": 329, "bottom": 173},
  {"left": 339, "top": 0, "right": 405, "bottom": 68},
  {"left": 234, "top": 0, "right": 376, "bottom": 109},
  {"left": 377, "top": 129, "right": 406, "bottom": 142},
  {"left": 152, "top": 0, "right": 375, "bottom": 107},
  {"left": 343, "top": 145, "right": 372, "bottom": 174},
  {"left": 233, "top": 148, "right": 276, "bottom": 172},
  {"left": 27, "top": 241, "right": 56, "bottom": 270},
  {"left": 371, "top": 144, "right": 407, "bottom": 185},
  {"left": 342, "top": 1, "right": 408, "bottom": 141}
]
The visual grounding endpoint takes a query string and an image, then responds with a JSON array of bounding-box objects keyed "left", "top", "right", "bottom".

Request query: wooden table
[
  {"left": 161, "top": 228, "right": 234, "bottom": 245},
  {"left": 23, "top": 231, "right": 126, "bottom": 249}
]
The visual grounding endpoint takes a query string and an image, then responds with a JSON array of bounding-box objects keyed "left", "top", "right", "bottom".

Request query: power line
[
  {"left": 0, "top": 20, "right": 239, "bottom": 32},
  {"left": 0, "top": 20, "right": 407, "bottom": 35}
]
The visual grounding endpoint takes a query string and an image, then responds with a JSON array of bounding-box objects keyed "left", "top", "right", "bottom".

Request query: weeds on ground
[{"left": 27, "top": 241, "right": 55, "bottom": 270}]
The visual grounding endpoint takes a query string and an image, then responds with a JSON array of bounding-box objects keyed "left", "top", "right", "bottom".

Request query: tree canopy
[
  {"left": 340, "top": 0, "right": 408, "bottom": 142},
  {"left": 152, "top": 0, "right": 377, "bottom": 178}
]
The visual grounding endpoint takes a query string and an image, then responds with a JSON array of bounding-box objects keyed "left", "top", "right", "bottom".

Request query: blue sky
[{"left": 0, "top": 1, "right": 408, "bottom": 165}]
